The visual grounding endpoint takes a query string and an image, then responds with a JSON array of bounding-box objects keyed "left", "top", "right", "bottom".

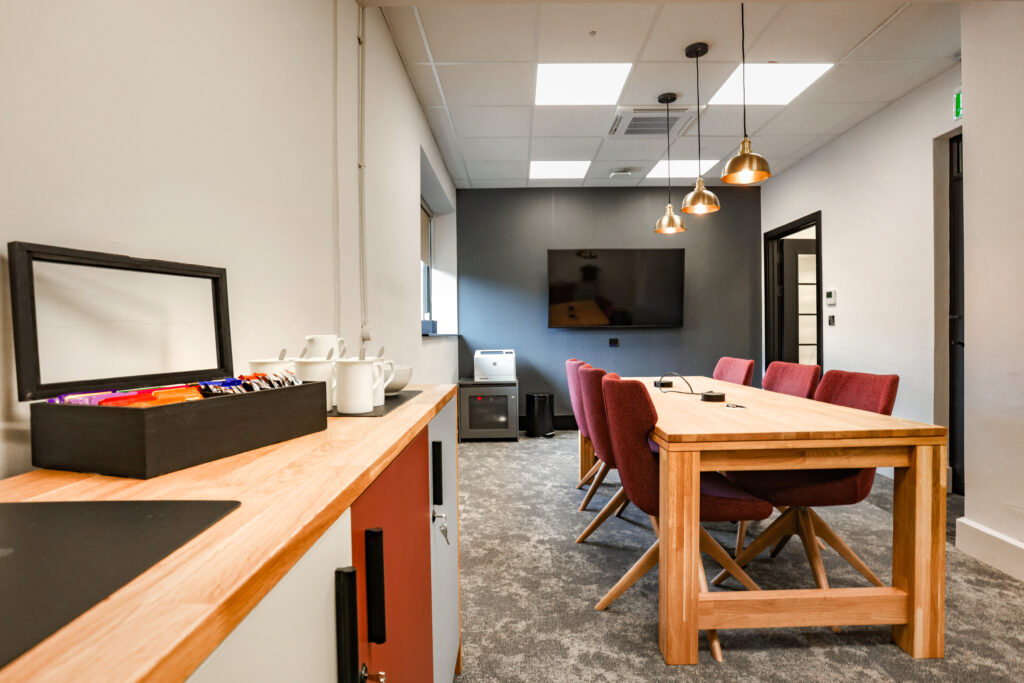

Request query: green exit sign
[{"left": 955, "top": 89, "right": 963, "bottom": 119}]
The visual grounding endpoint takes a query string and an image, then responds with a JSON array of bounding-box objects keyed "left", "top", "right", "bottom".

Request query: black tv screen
[{"left": 548, "top": 249, "right": 685, "bottom": 328}]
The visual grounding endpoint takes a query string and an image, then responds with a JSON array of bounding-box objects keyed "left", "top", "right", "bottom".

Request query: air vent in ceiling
[{"left": 608, "top": 106, "right": 695, "bottom": 138}]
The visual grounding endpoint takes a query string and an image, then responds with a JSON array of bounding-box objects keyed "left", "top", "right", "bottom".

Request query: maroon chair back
[
  {"left": 713, "top": 357, "right": 755, "bottom": 386},
  {"left": 565, "top": 358, "right": 590, "bottom": 438},
  {"left": 579, "top": 366, "right": 614, "bottom": 466},
  {"left": 813, "top": 370, "right": 899, "bottom": 416},
  {"left": 762, "top": 361, "right": 822, "bottom": 399},
  {"left": 601, "top": 374, "right": 660, "bottom": 516}
]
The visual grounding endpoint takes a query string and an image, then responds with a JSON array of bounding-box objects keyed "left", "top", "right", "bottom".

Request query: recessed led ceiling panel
[
  {"left": 535, "top": 63, "right": 633, "bottom": 105},
  {"left": 646, "top": 159, "right": 720, "bottom": 179},
  {"left": 708, "top": 64, "right": 833, "bottom": 105}
]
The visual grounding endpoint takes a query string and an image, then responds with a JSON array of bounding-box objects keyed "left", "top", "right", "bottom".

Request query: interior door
[
  {"left": 428, "top": 400, "right": 460, "bottom": 681},
  {"left": 949, "top": 134, "right": 965, "bottom": 495},
  {"left": 782, "top": 239, "right": 820, "bottom": 365},
  {"left": 351, "top": 430, "right": 433, "bottom": 682}
]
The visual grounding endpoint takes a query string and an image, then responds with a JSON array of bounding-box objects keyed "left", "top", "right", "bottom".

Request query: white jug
[{"left": 334, "top": 358, "right": 382, "bottom": 414}]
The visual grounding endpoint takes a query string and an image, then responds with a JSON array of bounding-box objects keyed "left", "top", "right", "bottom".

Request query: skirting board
[{"left": 956, "top": 516, "right": 1024, "bottom": 582}]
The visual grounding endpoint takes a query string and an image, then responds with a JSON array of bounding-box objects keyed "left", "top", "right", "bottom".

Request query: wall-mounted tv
[{"left": 548, "top": 248, "right": 685, "bottom": 328}]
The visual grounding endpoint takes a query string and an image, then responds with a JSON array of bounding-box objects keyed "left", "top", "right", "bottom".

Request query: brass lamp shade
[
  {"left": 721, "top": 137, "right": 771, "bottom": 185},
  {"left": 654, "top": 204, "right": 686, "bottom": 234},
  {"left": 680, "top": 177, "right": 721, "bottom": 215}
]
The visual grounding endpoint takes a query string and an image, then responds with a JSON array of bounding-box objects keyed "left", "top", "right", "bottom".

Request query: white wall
[
  {"left": 0, "top": 0, "right": 456, "bottom": 478},
  {"left": 761, "top": 66, "right": 962, "bottom": 433},
  {"left": 956, "top": 0, "right": 1024, "bottom": 582}
]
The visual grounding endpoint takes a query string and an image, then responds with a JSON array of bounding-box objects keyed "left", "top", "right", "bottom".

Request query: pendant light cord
[
  {"left": 741, "top": 2, "right": 748, "bottom": 138},
  {"left": 696, "top": 54, "right": 702, "bottom": 174},
  {"left": 665, "top": 99, "right": 672, "bottom": 204}
]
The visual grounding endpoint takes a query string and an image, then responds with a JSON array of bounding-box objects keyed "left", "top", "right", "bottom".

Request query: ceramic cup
[
  {"left": 248, "top": 358, "right": 294, "bottom": 375},
  {"left": 371, "top": 359, "right": 396, "bottom": 407},
  {"left": 304, "top": 334, "right": 346, "bottom": 360},
  {"left": 293, "top": 358, "right": 335, "bottom": 411},
  {"left": 334, "top": 358, "right": 382, "bottom": 414}
]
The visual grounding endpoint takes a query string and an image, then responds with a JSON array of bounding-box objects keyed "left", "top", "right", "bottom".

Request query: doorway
[
  {"left": 949, "top": 135, "right": 965, "bottom": 495},
  {"left": 765, "top": 212, "right": 823, "bottom": 369}
]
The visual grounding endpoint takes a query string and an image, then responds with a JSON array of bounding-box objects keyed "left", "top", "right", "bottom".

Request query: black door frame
[
  {"left": 764, "top": 211, "right": 824, "bottom": 368},
  {"left": 948, "top": 135, "right": 965, "bottom": 494}
]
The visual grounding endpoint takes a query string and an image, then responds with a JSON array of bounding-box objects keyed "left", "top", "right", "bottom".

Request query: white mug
[
  {"left": 293, "top": 358, "right": 335, "bottom": 411},
  {"left": 249, "top": 358, "right": 294, "bottom": 374},
  {"left": 334, "top": 359, "right": 382, "bottom": 414},
  {"left": 304, "top": 334, "right": 346, "bottom": 360},
  {"left": 372, "top": 360, "right": 396, "bottom": 407}
]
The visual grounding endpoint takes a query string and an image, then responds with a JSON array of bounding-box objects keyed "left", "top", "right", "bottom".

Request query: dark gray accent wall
[{"left": 457, "top": 186, "right": 762, "bottom": 417}]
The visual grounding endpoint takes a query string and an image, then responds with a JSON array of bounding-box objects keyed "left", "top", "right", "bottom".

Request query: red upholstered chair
[
  {"left": 596, "top": 374, "right": 774, "bottom": 662},
  {"left": 567, "top": 359, "right": 599, "bottom": 490},
  {"left": 575, "top": 366, "right": 620, "bottom": 513},
  {"left": 762, "top": 361, "right": 821, "bottom": 399},
  {"left": 713, "top": 357, "right": 755, "bottom": 386},
  {"left": 718, "top": 370, "right": 900, "bottom": 609}
]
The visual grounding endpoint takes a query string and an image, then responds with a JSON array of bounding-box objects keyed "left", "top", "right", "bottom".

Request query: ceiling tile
[
  {"left": 795, "top": 134, "right": 838, "bottom": 159},
  {"left": 471, "top": 179, "right": 526, "bottom": 189},
  {"left": 451, "top": 178, "right": 471, "bottom": 189},
  {"left": 466, "top": 161, "right": 528, "bottom": 180},
  {"left": 584, "top": 178, "right": 643, "bottom": 187},
  {"left": 450, "top": 106, "right": 533, "bottom": 138},
  {"left": 419, "top": 4, "right": 538, "bottom": 63},
  {"left": 795, "top": 59, "right": 956, "bottom": 104},
  {"left": 408, "top": 64, "right": 444, "bottom": 108},
  {"left": 531, "top": 106, "right": 616, "bottom": 137},
  {"left": 436, "top": 63, "right": 536, "bottom": 106},
  {"left": 698, "top": 105, "right": 782, "bottom": 136},
  {"left": 442, "top": 156, "right": 468, "bottom": 180},
  {"left": 595, "top": 137, "right": 673, "bottom": 161},
  {"left": 671, "top": 135, "right": 741, "bottom": 161},
  {"left": 537, "top": 3, "right": 658, "bottom": 62},
  {"left": 619, "top": 62, "right": 735, "bottom": 107},
  {"left": 847, "top": 3, "right": 961, "bottom": 61},
  {"left": 530, "top": 137, "right": 603, "bottom": 161},
  {"left": 757, "top": 102, "right": 885, "bottom": 136},
  {"left": 460, "top": 138, "right": 530, "bottom": 162},
  {"left": 767, "top": 157, "right": 798, "bottom": 176},
  {"left": 529, "top": 179, "right": 584, "bottom": 188},
  {"left": 424, "top": 106, "right": 456, "bottom": 138},
  {"left": 745, "top": 134, "right": 819, "bottom": 159},
  {"left": 747, "top": 2, "right": 904, "bottom": 62},
  {"left": 586, "top": 159, "right": 656, "bottom": 181},
  {"left": 382, "top": 7, "right": 428, "bottom": 64},
  {"left": 641, "top": 3, "right": 782, "bottom": 62}
]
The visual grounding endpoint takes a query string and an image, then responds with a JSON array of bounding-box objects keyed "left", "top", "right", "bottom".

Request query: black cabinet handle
[
  {"left": 365, "top": 528, "right": 387, "bottom": 644},
  {"left": 432, "top": 441, "right": 444, "bottom": 506},
  {"left": 335, "top": 567, "right": 358, "bottom": 683}
]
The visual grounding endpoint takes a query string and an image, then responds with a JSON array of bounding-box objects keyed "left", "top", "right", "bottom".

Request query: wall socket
[
  {"left": 828, "top": 315, "right": 836, "bottom": 326},
  {"left": 608, "top": 338, "right": 619, "bottom": 348}
]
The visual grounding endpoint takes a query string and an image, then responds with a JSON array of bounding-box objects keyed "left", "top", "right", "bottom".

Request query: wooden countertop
[{"left": 0, "top": 384, "right": 456, "bottom": 682}]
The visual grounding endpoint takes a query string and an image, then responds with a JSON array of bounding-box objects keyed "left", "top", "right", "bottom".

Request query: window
[{"left": 421, "top": 204, "right": 433, "bottom": 321}]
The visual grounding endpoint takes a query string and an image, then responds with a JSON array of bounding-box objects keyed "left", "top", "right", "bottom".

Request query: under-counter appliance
[
  {"left": 459, "top": 379, "right": 518, "bottom": 440},
  {"left": 0, "top": 500, "right": 239, "bottom": 669},
  {"left": 473, "top": 349, "right": 516, "bottom": 382}
]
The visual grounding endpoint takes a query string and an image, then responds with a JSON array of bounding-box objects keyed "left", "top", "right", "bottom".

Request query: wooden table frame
[{"left": 581, "top": 378, "right": 947, "bottom": 665}]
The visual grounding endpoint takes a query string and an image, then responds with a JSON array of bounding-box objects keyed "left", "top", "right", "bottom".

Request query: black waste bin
[{"left": 526, "top": 393, "right": 555, "bottom": 437}]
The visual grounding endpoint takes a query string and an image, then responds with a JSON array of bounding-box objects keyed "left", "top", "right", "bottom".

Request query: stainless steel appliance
[{"left": 458, "top": 379, "right": 518, "bottom": 440}]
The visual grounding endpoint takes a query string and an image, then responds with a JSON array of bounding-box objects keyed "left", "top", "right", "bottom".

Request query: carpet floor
[{"left": 453, "top": 431, "right": 1024, "bottom": 682}]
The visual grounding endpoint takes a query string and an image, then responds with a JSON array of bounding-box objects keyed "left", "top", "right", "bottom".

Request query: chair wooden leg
[
  {"left": 734, "top": 520, "right": 748, "bottom": 556},
  {"left": 711, "top": 508, "right": 798, "bottom": 586},
  {"left": 576, "top": 488, "right": 628, "bottom": 543},
  {"left": 698, "top": 562, "right": 724, "bottom": 663},
  {"left": 774, "top": 506, "right": 824, "bottom": 551},
  {"left": 649, "top": 515, "right": 659, "bottom": 537},
  {"left": 700, "top": 528, "right": 761, "bottom": 592},
  {"left": 808, "top": 508, "right": 885, "bottom": 587},
  {"left": 595, "top": 540, "right": 659, "bottom": 611},
  {"left": 578, "top": 461, "right": 610, "bottom": 511},
  {"left": 796, "top": 509, "right": 841, "bottom": 634},
  {"left": 575, "top": 460, "right": 602, "bottom": 490},
  {"left": 769, "top": 533, "right": 794, "bottom": 558},
  {"left": 614, "top": 499, "right": 630, "bottom": 518}
]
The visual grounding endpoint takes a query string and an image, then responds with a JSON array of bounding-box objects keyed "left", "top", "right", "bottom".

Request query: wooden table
[{"left": 625, "top": 377, "right": 947, "bottom": 665}]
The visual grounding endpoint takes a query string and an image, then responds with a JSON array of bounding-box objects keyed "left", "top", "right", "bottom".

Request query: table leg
[
  {"left": 892, "top": 444, "right": 946, "bottom": 658},
  {"left": 659, "top": 449, "right": 701, "bottom": 665},
  {"left": 579, "top": 434, "right": 596, "bottom": 482}
]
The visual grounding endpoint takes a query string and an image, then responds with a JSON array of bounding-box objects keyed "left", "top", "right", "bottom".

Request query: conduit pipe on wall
[{"left": 357, "top": 6, "right": 371, "bottom": 342}]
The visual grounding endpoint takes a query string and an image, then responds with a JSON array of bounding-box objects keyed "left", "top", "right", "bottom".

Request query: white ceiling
[{"left": 382, "top": 2, "right": 961, "bottom": 189}]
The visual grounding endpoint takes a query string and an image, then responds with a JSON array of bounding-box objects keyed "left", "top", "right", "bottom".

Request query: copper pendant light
[
  {"left": 721, "top": 3, "right": 772, "bottom": 185},
  {"left": 654, "top": 92, "right": 686, "bottom": 234},
  {"left": 681, "top": 42, "right": 721, "bottom": 215}
]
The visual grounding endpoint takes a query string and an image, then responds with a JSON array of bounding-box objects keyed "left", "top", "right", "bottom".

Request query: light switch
[{"left": 828, "top": 315, "right": 836, "bottom": 326}]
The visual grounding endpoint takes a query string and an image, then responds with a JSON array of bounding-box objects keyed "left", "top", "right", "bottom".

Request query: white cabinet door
[
  {"left": 428, "top": 399, "right": 460, "bottom": 682},
  {"left": 189, "top": 509, "right": 352, "bottom": 682}
]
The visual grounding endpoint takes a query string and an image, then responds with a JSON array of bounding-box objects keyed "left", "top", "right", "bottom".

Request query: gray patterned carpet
[{"left": 454, "top": 431, "right": 1024, "bottom": 682}]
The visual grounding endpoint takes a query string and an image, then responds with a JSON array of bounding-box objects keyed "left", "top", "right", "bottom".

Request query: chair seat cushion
[
  {"left": 725, "top": 468, "right": 875, "bottom": 508},
  {"left": 700, "top": 472, "right": 774, "bottom": 522}
]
